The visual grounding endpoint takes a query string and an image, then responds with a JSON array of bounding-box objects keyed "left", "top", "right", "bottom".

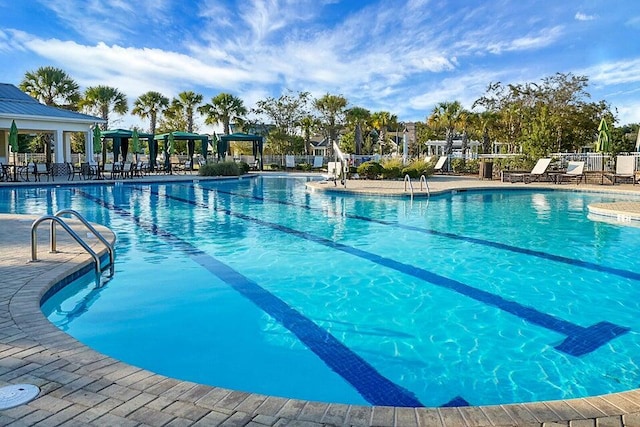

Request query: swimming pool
[{"left": 3, "top": 176, "right": 640, "bottom": 408}]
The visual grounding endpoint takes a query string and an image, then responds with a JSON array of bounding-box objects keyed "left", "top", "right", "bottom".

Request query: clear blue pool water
[{"left": 3, "top": 176, "right": 640, "bottom": 407}]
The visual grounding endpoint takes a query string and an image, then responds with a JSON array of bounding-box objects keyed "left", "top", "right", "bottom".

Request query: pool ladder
[
  {"left": 404, "top": 174, "right": 430, "bottom": 200},
  {"left": 31, "top": 209, "right": 115, "bottom": 285}
]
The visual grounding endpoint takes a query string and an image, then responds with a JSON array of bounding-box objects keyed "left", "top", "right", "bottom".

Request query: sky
[{"left": 1, "top": 0, "right": 640, "bottom": 134}]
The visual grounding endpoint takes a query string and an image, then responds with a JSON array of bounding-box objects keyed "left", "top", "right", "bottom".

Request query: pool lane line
[
  {"left": 74, "top": 189, "right": 424, "bottom": 408},
  {"left": 195, "top": 185, "right": 640, "bottom": 283},
  {"left": 152, "top": 186, "right": 630, "bottom": 357}
]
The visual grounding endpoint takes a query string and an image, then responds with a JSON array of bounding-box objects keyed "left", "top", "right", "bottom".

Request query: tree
[
  {"left": 253, "top": 91, "right": 311, "bottom": 155},
  {"left": 458, "top": 109, "right": 472, "bottom": 160},
  {"left": 473, "top": 74, "right": 613, "bottom": 156},
  {"left": 79, "top": 85, "right": 128, "bottom": 163},
  {"left": 132, "top": 91, "right": 169, "bottom": 135},
  {"left": 345, "top": 107, "right": 370, "bottom": 155},
  {"left": 198, "top": 93, "right": 248, "bottom": 136},
  {"left": 172, "top": 91, "right": 203, "bottom": 133},
  {"left": 313, "top": 94, "right": 347, "bottom": 157},
  {"left": 370, "top": 111, "right": 394, "bottom": 155},
  {"left": 19, "top": 66, "right": 81, "bottom": 109},
  {"left": 299, "top": 115, "right": 320, "bottom": 155},
  {"left": 427, "top": 101, "right": 463, "bottom": 156}
]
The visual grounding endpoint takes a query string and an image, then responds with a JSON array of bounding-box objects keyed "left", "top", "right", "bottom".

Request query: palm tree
[
  {"left": 132, "top": 91, "right": 169, "bottom": 135},
  {"left": 427, "top": 101, "right": 463, "bottom": 156},
  {"left": 313, "top": 94, "right": 347, "bottom": 157},
  {"left": 458, "top": 109, "right": 472, "bottom": 160},
  {"left": 477, "top": 110, "right": 499, "bottom": 154},
  {"left": 370, "top": 111, "right": 394, "bottom": 155},
  {"left": 132, "top": 91, "right": 169, "bottom": 171},
  {"left": 346, "top": 107, "right": 371, "bottom": 155},
  {"left": 198, "top": 93, "right": 247, "bottom": 136},
  {"left": 19, "top": 66, "right": 81, "bottom": 109},
  {"left": 80, "top": 85, "right": 128, "bottom": 164},
  {"left": 172, "top": 91, "right": 203, "bottom": 133},
  {"left": 299, "top": 115, "right": 320, "bottom": 155}
]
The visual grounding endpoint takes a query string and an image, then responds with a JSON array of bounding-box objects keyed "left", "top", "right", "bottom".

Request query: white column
[
  {"left": 87, "top": 129, "right": 94, "bottom": 159},
  {"left": 54, "top": 129, "right": 65, "bottom": 163}
]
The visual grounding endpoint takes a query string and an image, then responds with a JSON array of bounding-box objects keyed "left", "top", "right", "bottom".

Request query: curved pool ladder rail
[
  {"left": 419, "top": 174, "right": 430, "bottom": 198},
  {"left": 53, "top": 209, "right": 115, "bottom": 277},
  {"left": 30, "top": 211, "right": 115, "bottom": 286},
  {"left": 403, "top": 174, "right": 414, "bottom": 199}
]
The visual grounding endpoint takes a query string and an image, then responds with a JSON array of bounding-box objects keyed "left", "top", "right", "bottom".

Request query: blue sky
[{"left": 1, "top": 0, "right": 639, "bottom": 133}]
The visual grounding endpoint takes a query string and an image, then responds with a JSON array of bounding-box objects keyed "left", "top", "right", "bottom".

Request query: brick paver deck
[{"left": 2, "top": 174, "right": 640, "bottom": 426}]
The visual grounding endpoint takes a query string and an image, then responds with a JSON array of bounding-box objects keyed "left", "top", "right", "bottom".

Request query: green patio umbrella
[
  {"left": 131, "top": 129, "right": 140, "bottom": 163},
  {"left": 595, "top": 118, "right": 612, "bottom": 182},
  {"left": 9, "top": 120, "right": 18, "bottom": 169},
  {"left": 92, "top": 125, "right": 102, "bottom": 160},
  {"left": 595, "top": 118, "right": 611, "bottom": 153}
]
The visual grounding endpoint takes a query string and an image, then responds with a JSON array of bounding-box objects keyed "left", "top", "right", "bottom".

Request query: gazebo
[
  {"left": 100, "top": 128, "right": 154, "bottom": 165},
  {"left": 154, "top": 131, "right": 210, "bottom": 170},
  {"left": 0, "top": 83, "right": 104, "bottom": 173},
  {"left": 219, "top": 132, "right": 264, "bottom": 170}
]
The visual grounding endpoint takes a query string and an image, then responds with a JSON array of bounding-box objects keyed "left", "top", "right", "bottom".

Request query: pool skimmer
[{"left": 0, "top": 384, "right": 40, "bottom": 409}]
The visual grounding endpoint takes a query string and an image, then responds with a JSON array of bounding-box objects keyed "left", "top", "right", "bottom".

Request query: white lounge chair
[
  {"left": 509, "top": 158, "right": 552, "bottom": 183},
  {"left": 556, "top": 161, "right": 585, "bottom": 185},
  {"left": 613, "top": 155, "right": 636, "bottom": 185},
  {"left": 433, "top": 156, "right": 447, "bottom": 173}
]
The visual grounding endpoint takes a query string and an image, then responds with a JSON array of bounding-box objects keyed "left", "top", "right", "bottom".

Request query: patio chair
[
  {"left": 613, "top": 155, "right": 636, "bottom": 185},
  {"left": 67, "top": 162, "right": 84, "bottom": 181},
  {"left": 33, "top": 162, "right": 53, "bottom": 181},
  {"left": 103, "top": 162, "right": 119, "bottom": 179},
  {"left": 555, "top": 161, "right": 585, "bottom": 185},
  {"left": 433, "top": 156, "right": 448, "bottom": 173},
  {"left": 509, "top": 158, "right": 552, "bottom": 183}
]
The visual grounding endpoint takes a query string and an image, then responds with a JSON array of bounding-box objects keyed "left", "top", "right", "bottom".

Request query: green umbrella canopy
[
  {"left": 596, "top": 118, "right": 611, "bottom": 153},
  {"left": 93, "top": 125, "right": 102, "bottom": 153},
  {"left": 9, "top": 120, "right": 18, "bottom": 152},
  {"left": 131, "top": 129, "right": 140, "bottom": 154}
]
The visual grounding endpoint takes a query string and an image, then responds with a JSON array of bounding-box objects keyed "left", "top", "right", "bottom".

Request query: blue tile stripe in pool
[
  {"left": 75, "top": 189, "right": 424, "bottom": 408},
  {"left": 156, "top": 186, "right": 630, "bottom": 357},
  {"left": 203, "top": 186, "right": 640, "bottom": 283}
]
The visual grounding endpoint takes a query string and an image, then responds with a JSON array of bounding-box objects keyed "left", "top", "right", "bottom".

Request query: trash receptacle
[{"left": 479, "top": 160, "right": 493, "bottom": 180}]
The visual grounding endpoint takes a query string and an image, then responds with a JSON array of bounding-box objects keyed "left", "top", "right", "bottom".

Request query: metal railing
[
  {"left": 31, "top": 211, "right": 115, "bottom": 285},
  {"left": 404, "top": 174, "right": 431, "bottom": 200},
  {"left": 53, "top": 209, "right": 115, "bottom": 277},
  {"left": 404, "top": 174, "right": 414, "bottom": 199}
]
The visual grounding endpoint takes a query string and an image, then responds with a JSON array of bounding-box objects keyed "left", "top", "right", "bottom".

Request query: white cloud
[
  {"left": 486, "top": 26, "right": 564, "bottom": 54},
  {"left": 36, "top": 0, "right": 172, "bottom": 43},
  {"left": 575, "top": 12, "right": 596, "bottom": 21},
  {"left": 586, "top": 58, "right": 640, "bottom": 86}
]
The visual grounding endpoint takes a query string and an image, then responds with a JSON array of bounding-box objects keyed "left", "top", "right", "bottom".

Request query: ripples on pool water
[{"left": 4, "top": 176, "right": 640, "bottom": 407}]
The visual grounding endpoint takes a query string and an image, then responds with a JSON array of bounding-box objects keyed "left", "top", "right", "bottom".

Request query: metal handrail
[
  {"left": 31, "top": 216, "right": 102, "bottom": 277},
  {"left": 419, "top": 174, "right": 430, "bottom": 198},
  {"left": 52, "top": 209, "right": 115, "bottom": 276},
  {"left": 404, "top": 174, "right": 414, "bottom": 199}
]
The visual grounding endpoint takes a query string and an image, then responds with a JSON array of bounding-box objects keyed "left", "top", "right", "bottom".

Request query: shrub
[
  {"left": 237, "top": 161, "right": 250, "bottom": 174},
  {"left": 199, "top": 161, "right": 241, "bottom": 176},
  {"left": 357, "top": 161, "right": 384, "bottom": 179},
  {"left": 401, "top": 160, "right": 434, "bottom": 179},
  {"left": 298, "top": 162, "right": 312, "bottom": 171},
  {"left": 268, "top": 163, "right": 281, "bottom": 171},
  {"left": 381, "top": 158, "right": 404, "bottom": 179}
]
